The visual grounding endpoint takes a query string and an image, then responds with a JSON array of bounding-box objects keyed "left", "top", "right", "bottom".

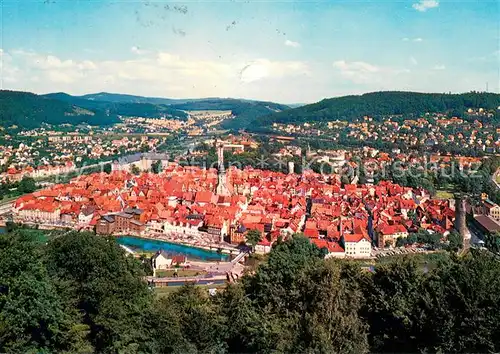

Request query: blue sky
[{"left": 1, "top": 0, "right": 498, "bottom": 103}]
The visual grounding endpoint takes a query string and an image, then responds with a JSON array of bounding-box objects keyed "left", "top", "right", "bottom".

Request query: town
[{"left": 11, "top": 147, "right": 497, "bottom": 259}]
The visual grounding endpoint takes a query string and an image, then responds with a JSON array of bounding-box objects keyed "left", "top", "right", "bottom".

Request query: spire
[{"left": 216, "top": 140, "right": 230, "bottom": 196}]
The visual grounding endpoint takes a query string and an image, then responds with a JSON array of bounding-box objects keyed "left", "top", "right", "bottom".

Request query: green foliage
[
  {"left": 397, "top": 229, "right": 443, "bottom": 248},
  {"left": 130, "top": 164, "right": 141, "bottom": 175},
  {"left": 43, "top": 92, "right": 188, "bottom": 120},
  {"left": 44, "top": 232, "right": 152, "bottom": 353},
  {"left": 245, "top": 229, "right": 262, "bottom": 249},
  {"left": 151, "top": 160, "right": 162, "bottom": 174},
  {"left": 153, "top": 284, "right": 226, "bottom": 353},
  {"left": 254, "top": 91, "right": 500, "bottom": 128},
  {"left": 18, "top": 176, "right": 37, "bottom": 194},
  {"left": 0, "top": 90, "right": 119, "bottom": 130},
  {"left": 365, "top": 251, "right": 500, "bottom": 353},
  {"left": 447, "top": 231, "right": 463, "bottom": 251},
  {"left": 485, "top": 231, "right": 500, "bottom": 254},
  {"left": 102, "top": 163, "right": 112, "bottom": 174},
  {"left": 3, "top": 230, "right": 500, "bottom": 353},
  {"left": 0, "top": 230, "right": 80, "bottom": 352}
]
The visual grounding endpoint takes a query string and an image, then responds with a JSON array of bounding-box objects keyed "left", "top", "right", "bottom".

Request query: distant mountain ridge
[
  {"left": 79, "top": 92, "right": 193, "bottom": 105},
  {"left": 43, "top": 92, "right": 189, "bottom": 120},
  {"left": 0, "top": 90, "right": 120, "bottom": 130},
  {"left": 45, "top": 92, "right": 291, "bottom": 129},
  {"left": 249, "top": 91, "right": 500, "bottom": 130},
  {"left": 5, "top": 90, "right": 495, "bottom": 132}
]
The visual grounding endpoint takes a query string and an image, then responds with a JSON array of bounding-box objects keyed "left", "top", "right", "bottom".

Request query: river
[{"left": 116, "top": 236, "right": 229, "bottom": 261}]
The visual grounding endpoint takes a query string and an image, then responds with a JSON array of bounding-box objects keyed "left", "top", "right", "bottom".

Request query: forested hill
[
  {"left": 0, "top": 90, "right": 119, "bottom": 130},
  {"left": 250, "top": 91, "right": 500, "bottom": 128},
  {"left": 80, "top": 92, "right": 183, "bottom": 105},
  {"left": 43, "top": 93, "right": 189, "bottom": 120},
  {"left": 45, "top": 92, "right": 290, "bottom": 128},
  {"left": 3, "top": 229, "right": 500, "bottom": 353}
]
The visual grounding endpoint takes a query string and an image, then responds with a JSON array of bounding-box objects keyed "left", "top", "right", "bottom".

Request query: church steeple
[{"left": 216, "top": 140, "right": 230, "bottom": 196}]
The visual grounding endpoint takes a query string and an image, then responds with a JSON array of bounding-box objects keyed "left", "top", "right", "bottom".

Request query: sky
[{"left": 0, "top": 0, "right": 499, "bottom": 103}]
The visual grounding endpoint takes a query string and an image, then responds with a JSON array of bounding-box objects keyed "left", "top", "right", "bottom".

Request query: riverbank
[
  {"left": 113, "top": 232, "right": 240, "bottom": 255},
  {"left": 116, "top": 235, "right": 233, "bottom": 262}
]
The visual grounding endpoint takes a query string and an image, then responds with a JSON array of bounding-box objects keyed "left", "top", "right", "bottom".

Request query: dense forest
[
  {"left": 43, "top": 93, "right": 189, "bottom": 120},
  {"left": 2, "top": 229, "right": 500, "bottom": 353},
  {"left": 0, "top": 90, "right": 120, "bottom": 129},
  {"left": 79, "top": 92, "right": 187, "bottom": 105},
  {"left": 248, "top": 91, "right": 500, "bottom": 129},
  {"left": 45, "top": 93, "right": 290, "bottom": 127},
  {"left": 78, "top": 93, "right": 291, "bottom": 115}
]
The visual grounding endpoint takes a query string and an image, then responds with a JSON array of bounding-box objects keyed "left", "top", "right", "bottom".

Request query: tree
[
  {"left": 151, "top": 160, "right": 162, "bottom": 174},
  {"left": 130, "top": 164, "right": 141, "bottom": 175},
  {"left": 363, "top": 257, "right": 425, "bottom": 352},
  {"left": 243, "top": 234, "right": 326, "bottom": 308},
  {"left": 447, "top": 231, "right": 463, "bottom": 251},
  {"left": 245, "top": 229, "right": 262, "bottom": 250},
  {"left": 102, "top": 163, "right": 112, "bottom": 174},
  {"left": 0, "top": 230, "right": 82, "bottom": 352},
  {"left": 396, "top": 237, "right": 406, "bottom": 247},
  {"left": 416, "top": 250, "right": 500, "bottom": 352},
  {"left": 485, "top": 232, "right": 500, "bottom": 254},
  {"left": 17, "top": 176, "right": 36, "bottom": 194},
  {"left": 151, "top": 283, "right": 226, "bottom": 353},
  {"left": 44, "top": 232, "right": 152, "bottom": 352}
]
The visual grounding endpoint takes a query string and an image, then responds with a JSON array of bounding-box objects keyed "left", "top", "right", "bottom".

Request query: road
[{"left": 0, "top": 200, "right": 13, "bottom": 216}]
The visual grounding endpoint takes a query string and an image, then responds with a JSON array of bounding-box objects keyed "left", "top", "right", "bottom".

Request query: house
[
  {"left": 311, "top": 239, "right": 346, "bottom": 258},
  {"left": 78, "top": 205, "right": 95, "bottom": 225},
  {"left": 171, "top": 255, "right": 187, "bottom": 267},
  {"left": 96, "top": 215, "right": 116, "bottom": 234},
  {"left": 324, "top": 241, "right": 346, "bottom": 259},
  {"left": 378, "top": 224, "right": 409, "bottom": 248},
  {"left": 343, "top": 233, "right": 372, "bottom": 258},
  {"left": 152, "top": 250, "right": 172, "bottom": 271},
  {"left": 484, "top": 200, "right": 500, "bottom": 222},
  {"left": 255, "top": 238, "right": 272, "bottom": 254}
]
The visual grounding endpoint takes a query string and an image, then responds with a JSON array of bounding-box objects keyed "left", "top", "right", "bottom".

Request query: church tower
[{"left": 216, "top": 141, "right": 230, "bottom": 196}]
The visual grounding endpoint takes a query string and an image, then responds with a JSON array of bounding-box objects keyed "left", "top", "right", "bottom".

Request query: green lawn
[
  {"left": 155, "top": 269, "right": 206, "bottom": 278},
  {"left": 376, "top": 252, "right": 451, "bottom": 270},
  {"left": 435, "top": 190, "right": 454, "bottom": 200}
]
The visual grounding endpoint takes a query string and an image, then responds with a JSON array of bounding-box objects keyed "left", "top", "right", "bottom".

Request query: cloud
[
  {"left": 239, "top": 59, "right": 308, "bottom": 83},
  {"left": 402, "top": 37, "right": 423, "bottom": 42},
  {"left": 412, "top": 0, "right": 439, "bottom": 12},
  {"left": 284, "top": 39, "right": 301, "bottom": 48},
  {"left": 332, "top": 60, "right": 410, "bottom": 85},
  {"left": 433, "top": 64, "right": 446, "bottom": 70},
  {"left": 410, "top": 57, "right": 418, "bottom": 65},
  {"left": 131, "top": 46, "right": 147, "bottom": 55},
  {"left": 1, "top": 48, "right": 309, "bottom": 101}
]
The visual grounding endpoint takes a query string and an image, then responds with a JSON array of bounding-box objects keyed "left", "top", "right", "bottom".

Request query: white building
[{"left": 343, "top": 234, "right": 372, "bottom": 258}]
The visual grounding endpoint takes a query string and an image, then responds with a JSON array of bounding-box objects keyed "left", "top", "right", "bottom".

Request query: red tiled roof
[{"left": 380, "top": 224, "right": 407, "bottom": 235}]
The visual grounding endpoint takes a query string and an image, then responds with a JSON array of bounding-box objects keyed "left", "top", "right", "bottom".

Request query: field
[{"left": 375, "top": 251, "right": 451, "bottom": 271}]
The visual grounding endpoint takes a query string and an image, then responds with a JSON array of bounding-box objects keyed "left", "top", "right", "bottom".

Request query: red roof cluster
[{"left": 13, "top": 164, "right": 455, "bottom": 251}]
